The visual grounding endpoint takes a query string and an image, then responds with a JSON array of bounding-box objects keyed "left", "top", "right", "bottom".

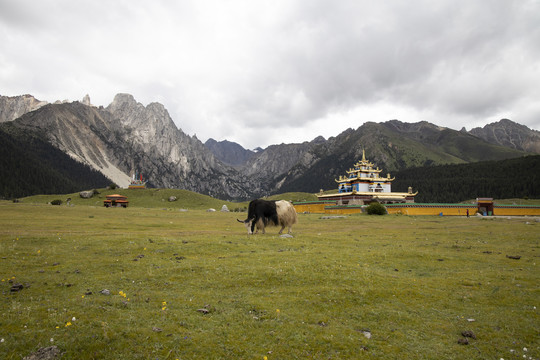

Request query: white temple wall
[{"left": 356, "top": 183, "right": 369, "bottom": 192}]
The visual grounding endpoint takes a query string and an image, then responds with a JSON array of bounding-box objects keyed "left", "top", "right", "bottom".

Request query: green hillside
[
  {"left": 20, "top": 188, "right": 317, "bottom": 210},
  {"left": 0, "top": 123, "right": 110, "bottom": 199},
  {"left": 21, "top": 188, "right": 246, "bottom": 210},
  {"left": 277, "top": 122, "right": 528, "bottom": 194},
  {"left": 392, "top": 155, "right": 540, "bottom": 203}
]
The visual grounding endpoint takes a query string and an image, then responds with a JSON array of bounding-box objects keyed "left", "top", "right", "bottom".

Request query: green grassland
[
  {"left": 19, "top": 188, "right": 319, "bottom": 210},
  {"left": 0, "top": 197, "right": 538, "bottom": 359}
]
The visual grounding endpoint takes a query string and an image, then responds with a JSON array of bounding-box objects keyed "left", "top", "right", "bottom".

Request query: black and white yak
[{"left": 237, "top": 199, "right": 298, "bottom": 235}]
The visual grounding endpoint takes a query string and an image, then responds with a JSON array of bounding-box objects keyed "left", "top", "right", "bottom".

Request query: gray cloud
[{"left": 1, "top": 0, "right": 539, "bottom": 149}]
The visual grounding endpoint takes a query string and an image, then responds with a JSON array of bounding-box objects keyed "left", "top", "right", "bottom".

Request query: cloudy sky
[{"left": 1, "top": 0, "right": 539, "bottom": 149}]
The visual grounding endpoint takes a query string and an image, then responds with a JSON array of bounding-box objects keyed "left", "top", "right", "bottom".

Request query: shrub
[
  {"left": 108, "top": 183, "right": 118, "bottom": 190},
  {"left": 366, "top": 202, "right": 386, "bottom": 215},
  {"left": 50, "top": 199, "right": 63, "bottom": 206}
]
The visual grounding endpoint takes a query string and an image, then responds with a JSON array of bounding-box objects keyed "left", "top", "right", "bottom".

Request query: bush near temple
[{"left": 366, "top": 202, "right": 387, "bottom": 215}]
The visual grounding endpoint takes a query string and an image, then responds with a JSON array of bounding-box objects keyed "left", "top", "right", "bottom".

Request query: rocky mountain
[
  {"left": 271, "top": 120, "right": 529, "bottom": 193},
  {"left": 3, "top": 94, "right": 258, "bottom": 199},
  {"left": 204, "top": 138, "right": 255, "bottom": 166},
  {"left": 0, "top": 94, "right": 47, "bottom": 123},
  {"left": 467, "top": 119, "right": 540, "bottom": 153},
  {"left": 1, "top": 93, "right": 536, "bottom": 200}
]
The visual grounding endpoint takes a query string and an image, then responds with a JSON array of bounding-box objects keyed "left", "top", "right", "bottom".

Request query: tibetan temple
[
  {"left": 317, "top": 150, "right": 417, "bottom": 205},
  {"left": 294, "top": 150, "right": 540, "bottom": 216}
]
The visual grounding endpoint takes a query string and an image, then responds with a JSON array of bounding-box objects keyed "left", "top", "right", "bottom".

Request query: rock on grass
[
  {"left": 23, "top": 346, "right": 61, "bottom": 360},
  {"left": 461, "top": 330, "right": 476, "bottom": 339}
]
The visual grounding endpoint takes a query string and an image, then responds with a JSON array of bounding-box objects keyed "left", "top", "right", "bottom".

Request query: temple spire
[{"left": 362, "top": 149, "right": 366, "bottom": 162}]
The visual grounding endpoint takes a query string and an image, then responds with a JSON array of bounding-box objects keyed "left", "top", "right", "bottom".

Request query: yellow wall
[
  {"left": 294, "top": 202, "right": 540, "bottom": 216},
  {"left": 493, "top": 207, "right": 540, "bottom": 216},
  {"left": 293, "top": 202, "right": 334, "bottom": 214},
  {"left": 386, "top": 205, "right": 540, "bottom": 216},
  {"left": 386, "top": 206, "right": 476, "bottom": 216},
  {"left": 324, "top": 207, "right": 363, "bottom": 215}
]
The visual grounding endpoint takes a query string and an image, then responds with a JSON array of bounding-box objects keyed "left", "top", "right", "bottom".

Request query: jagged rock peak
[
  {"left": 0, "top": 94, "right": 48, "bottom": 123},
  {"left": 108, "top": 93, "right": 139, "bottom": 110},
  {"left": 106, "top": 93, "right": 177, "bottom": 130},
  {"left": 82, "top": 94, "right": 92, "bottom": 106},
  {"left": 107, "top": 94, "right": 168, "bottom": 118}
]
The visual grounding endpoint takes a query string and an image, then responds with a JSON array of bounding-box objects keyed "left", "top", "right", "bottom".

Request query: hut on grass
[{"left": 103, "top": 194, "right": 129, "bottom": 208}]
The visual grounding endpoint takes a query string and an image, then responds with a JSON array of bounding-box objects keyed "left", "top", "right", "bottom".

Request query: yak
[{"left": 237, "top": 199, "right": 297, "bottom": 235}]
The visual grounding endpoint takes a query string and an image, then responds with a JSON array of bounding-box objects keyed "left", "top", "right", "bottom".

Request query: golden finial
[{"left": 362, "top": 149, "right": 366, "bottom": 162}]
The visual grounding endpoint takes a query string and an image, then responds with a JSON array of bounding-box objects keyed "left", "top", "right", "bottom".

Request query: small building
[
  {"left": 128, "top": 170, "right": 147, "bottom": 189},
  {"left": 316, "top": 150, "right": 417, "bottom": 205},
  {"left": 104, "top": 194, "right": 129, "bottom": 208}
]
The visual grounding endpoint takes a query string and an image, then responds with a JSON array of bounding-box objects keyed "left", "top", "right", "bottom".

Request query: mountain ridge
[
  {"left": 468, "top": 118, "right": 540, "bottom": 153},
  {"left": 1, "top": 93, "right": 537, "bottom": 200}
]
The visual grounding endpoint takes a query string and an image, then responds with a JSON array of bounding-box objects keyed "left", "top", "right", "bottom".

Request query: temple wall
[
  {"left": 294, "top": 202, "right": 540, "bottom": 216},
  {"left": 324, "top": 206, "right": 364, "bottom": 215},
  {"left": 384, "top": 204, "right": 540, "bottom": 216},
  {"left": 356, "top": 183, "right": 369, "bottom": 192},
  {"left": 293, "top": 201, "right": 335, "bottom": 214},
  {"left": 385, "top": 205, "right": 476, "bottom": 216},
  {"left": 492, "top": 206, "right": 540, "bottom": 216}
]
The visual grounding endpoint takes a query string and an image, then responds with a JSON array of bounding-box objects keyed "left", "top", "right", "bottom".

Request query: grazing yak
[{"left": 238, "top": 199, "right": 297, "bottom": 235}]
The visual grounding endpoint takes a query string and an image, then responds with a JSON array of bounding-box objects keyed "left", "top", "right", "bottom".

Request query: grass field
[
  {"left": 0, "top": 199, "right": 538, "bottom": 359},
  {"left": 18, "top": 188, "right": 319, "bottom": 210}
]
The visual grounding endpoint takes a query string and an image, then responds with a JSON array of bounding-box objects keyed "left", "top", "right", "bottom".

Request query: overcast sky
[{"left": 1, "top": 0, "right": 539, "bottom": 149}]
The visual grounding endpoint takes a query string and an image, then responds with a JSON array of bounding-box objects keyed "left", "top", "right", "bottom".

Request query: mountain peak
[
  {"left": 82, "top": 94, "right": 92, "bottom": 106},
  {"left": 204, "top": 138, "right": 255, "bottom": 166},
  {"left": 0, "top": 94, "right": 48, "bottom": 123},
  {"left": 468, "top": 118, "right": 540, "bottom": 153},
  {"left": 311, "top": 135, "right": 326, "bottom": 144},
  {"left": 108, "top": 93, "right": 138, "bottom": 110}
]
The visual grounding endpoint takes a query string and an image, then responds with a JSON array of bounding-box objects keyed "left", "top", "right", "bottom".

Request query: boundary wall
[{"left": 293, "top": 201, "right": 540, "bottom": 216}]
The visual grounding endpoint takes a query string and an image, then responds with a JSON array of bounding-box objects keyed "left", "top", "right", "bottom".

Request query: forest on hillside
[
  {"left": 392, "top": 155, "right": 540, "bottom": 203},
  {"left": 0, "top": 125, "right": 110, "bottom": 199}
]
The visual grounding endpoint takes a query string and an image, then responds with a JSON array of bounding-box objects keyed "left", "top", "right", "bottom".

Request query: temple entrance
[{"left": 477, "top": 198, "right": 494, "bottom": 216}]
